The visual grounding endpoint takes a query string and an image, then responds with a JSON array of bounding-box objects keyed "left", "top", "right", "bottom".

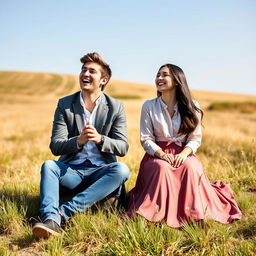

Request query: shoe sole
[{"left": 32, "top": 223, "right": 60, "bottom": 238}]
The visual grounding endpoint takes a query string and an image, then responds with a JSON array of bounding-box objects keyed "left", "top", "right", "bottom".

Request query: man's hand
[
  {"left": 77, "top": 122, "right": 101, "bottom": 146},
  {"left": 77, "top": 128, "right": 88, "bottom": 147},
  {"left": 84, "top": 123, "right": 101, "bottom": 144}
]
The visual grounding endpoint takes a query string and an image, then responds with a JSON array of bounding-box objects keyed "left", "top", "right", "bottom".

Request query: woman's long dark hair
[{"left": 157, "top": 64, "right": 203, "bottom": 135}]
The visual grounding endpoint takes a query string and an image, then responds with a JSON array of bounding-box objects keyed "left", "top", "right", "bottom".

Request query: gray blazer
[{"left": 50, "top": 91, "right": 129, "bottom": 163}]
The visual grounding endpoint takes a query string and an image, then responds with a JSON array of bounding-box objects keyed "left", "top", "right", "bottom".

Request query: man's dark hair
[{"left": 80, "top": 52, "right": 112, "bottom": 90}]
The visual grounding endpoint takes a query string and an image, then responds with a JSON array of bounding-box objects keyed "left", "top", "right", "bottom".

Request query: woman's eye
[{"left": 156, "top": 73, "right": 170, "bottom": 78}]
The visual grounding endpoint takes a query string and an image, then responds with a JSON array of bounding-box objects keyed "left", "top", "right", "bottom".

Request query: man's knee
[
  {"left": 111, "top": 162, "right": 130, "bottom": 182},
  {"left": 41, "top": 160, "right": 57, "bottom": 176}
]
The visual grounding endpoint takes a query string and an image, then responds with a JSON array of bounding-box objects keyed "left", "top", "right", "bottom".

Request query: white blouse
[{"left": 140, "top": 97, "right": 202, "bottom": 156}]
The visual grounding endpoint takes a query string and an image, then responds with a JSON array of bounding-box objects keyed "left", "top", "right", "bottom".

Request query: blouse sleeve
[
  {"left": 185, "top": 100, "right": 202, "bottom": 153},
  {"left": 140, "top": 101, "right": 162, "bottom": 156}
]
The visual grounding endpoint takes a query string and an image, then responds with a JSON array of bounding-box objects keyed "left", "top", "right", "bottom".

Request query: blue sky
[{"left": 1, "top": 0, "right": 255, "bottom": 95}]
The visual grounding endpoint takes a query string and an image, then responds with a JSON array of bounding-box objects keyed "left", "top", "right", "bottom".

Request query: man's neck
[{"left": 81, "top": 91, "right": 102, "bottom": 113}]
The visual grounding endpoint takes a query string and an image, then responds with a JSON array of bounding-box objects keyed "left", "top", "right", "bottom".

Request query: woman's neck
[{"left": 160, "top": 90, "right": 177, "bottom": 108}]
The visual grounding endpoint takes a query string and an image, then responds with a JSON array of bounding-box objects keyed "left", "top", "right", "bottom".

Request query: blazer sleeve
[
  {"left": 100, "top": 102, "right": 129, "bottom": 157},
  {"left": 50, "top": 99, "right": 81, "bottom": 156}
]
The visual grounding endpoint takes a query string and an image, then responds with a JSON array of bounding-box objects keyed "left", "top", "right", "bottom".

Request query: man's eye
[{"left": 88, "top": 69, "right": 96, "bottom": 73}]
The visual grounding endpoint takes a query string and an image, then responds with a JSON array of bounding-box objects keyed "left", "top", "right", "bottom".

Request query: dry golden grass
[
  {"left": 0, "top": 71, "right": 255, "bottom": 189},
  {"left": 0, "top": 71, "right": 255, "bottom": 255}
]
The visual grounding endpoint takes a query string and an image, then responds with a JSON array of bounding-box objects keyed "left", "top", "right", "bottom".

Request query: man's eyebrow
[{"left": 81, "top": 67, "right": 97, "bottom": 71}]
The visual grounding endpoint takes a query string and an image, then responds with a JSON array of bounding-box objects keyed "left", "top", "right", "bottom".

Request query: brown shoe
[{"left": 32, "top": 219, "right": 60, "bottom": 238}]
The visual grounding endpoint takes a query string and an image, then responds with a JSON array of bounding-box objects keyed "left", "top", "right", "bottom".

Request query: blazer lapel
[
  {"left": 73, "top": 93, "right": 85, "bottom": 134},
  {"left": 95, "top": 94, "right": 108, "bottom": 134}
]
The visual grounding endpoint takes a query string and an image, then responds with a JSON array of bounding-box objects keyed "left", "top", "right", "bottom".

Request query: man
[{"left": 32, "top": 52, "right": 130, "bottom": 238}]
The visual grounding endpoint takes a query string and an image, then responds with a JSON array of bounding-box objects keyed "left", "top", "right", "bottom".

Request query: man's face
[{"left": 79, "top": 62, "right": 107, "bottom": 93}]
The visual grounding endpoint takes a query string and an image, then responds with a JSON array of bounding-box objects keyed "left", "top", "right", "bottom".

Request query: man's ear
[{"left": 101, "top": 77, "right": 108, "bottom": 86}]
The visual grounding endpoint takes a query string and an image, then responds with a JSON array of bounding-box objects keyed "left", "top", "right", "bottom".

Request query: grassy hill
[
  {"left": 0, "top": 71, "right": 255, "bottom": 255},
  {"left": 1, "top": 70, "right": 255, "bottom": 106},
  {"left": 0, "top": 71, "right": 155, "bottom": 99}
]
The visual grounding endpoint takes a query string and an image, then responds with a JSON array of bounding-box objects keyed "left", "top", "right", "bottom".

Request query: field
[{"left": 0, "top": 71, "right": 255, "bottom": 255}]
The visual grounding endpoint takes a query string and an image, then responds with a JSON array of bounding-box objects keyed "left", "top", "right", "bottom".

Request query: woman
[{"left": 127, "top": 64, "right": 242, "bottom": 228}]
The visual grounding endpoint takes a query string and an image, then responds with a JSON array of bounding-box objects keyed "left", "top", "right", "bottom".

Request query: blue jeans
[{"left": 39, "top": 159, "right": 130, "bottom": 225}]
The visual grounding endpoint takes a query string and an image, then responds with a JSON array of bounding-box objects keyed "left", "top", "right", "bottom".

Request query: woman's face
[{"left": 155, "top": 66, "right": 176, "bottom": 93}]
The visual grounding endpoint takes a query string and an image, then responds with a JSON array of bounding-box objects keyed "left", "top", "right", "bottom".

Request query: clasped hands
[
  {"left": 159, "top": 147, "right": 192, "bottom": 168},
  {"left": 77, "top": 122, "right": 101, "bottom": 146}
]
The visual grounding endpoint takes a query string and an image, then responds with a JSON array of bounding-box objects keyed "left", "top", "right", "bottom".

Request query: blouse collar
[{"left": 159, "top": 96, "right": 178, "bottom": 111}]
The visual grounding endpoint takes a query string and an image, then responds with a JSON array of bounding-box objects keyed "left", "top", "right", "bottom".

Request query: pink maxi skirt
[{"left": 127, "top": 142, "right": 242, "bottom": 228}]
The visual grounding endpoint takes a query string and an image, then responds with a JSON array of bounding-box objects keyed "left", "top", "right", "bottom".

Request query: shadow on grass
[
  {"left": 235, "top": 213, "right": 256, "bottom": 240},
  {"left": 0, "top": 184, "right": 127, "bottom": 252},
  {"left": 0, "top": 188, "right": 41, "bottom": 250},
  {"left": 236, "top": 225, "right": 256, "bottom": 239},
  {"left": 10, "top": 234, "right": 39, "bottom": 252},
  {"left": 0, "top": 188, "right": 40, "bottom": 219}
]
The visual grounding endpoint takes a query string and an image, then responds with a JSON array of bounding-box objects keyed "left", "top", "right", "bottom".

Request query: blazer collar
[
  {"left": 72, "top": 92, "right": 85, "bottom": 134},
  {"left": 95, "top": 93, "right": 109, "bottom": 134}
]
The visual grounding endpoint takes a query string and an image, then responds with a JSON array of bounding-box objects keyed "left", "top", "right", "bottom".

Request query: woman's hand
[
  {"left": 155, "top": 149, "right": 174, "bottom": 165},
  {"left": 173, "top": 147, "right": 192, "bottom": 168},
  {"left": 160, "top": 153, "right": 175, "bottom": 165}
]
